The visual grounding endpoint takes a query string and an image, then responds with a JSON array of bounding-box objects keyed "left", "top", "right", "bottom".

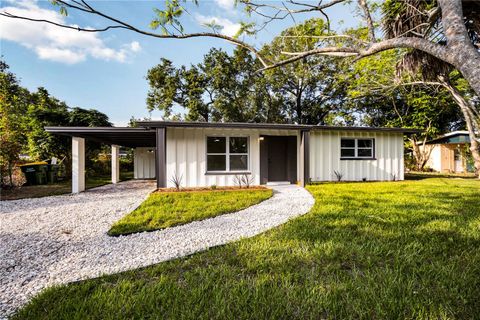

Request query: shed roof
[{"left": 425, "top": 131, "right": 471, "bottom": 145}]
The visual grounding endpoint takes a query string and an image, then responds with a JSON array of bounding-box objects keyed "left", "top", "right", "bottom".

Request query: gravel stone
[{"left": 0, "top": 180, "right": 314, "bottom": 318}]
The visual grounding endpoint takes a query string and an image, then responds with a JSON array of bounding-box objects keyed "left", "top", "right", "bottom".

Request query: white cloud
[
  {"left": 214, "top": 0, "right": 235, "bottom": 10},
  {"left": 195, "top": 14, "right": 241, "bottom": 37},
  {"left": 0, "top": 0, "right": 140, "bottom": 64},
  {"left": 129, "top": 41, "right": 141, "bottom": 52}
]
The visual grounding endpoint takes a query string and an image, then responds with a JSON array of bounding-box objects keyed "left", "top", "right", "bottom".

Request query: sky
[{"left": 0, "top": 0, "right": 360, "bottom": 126}]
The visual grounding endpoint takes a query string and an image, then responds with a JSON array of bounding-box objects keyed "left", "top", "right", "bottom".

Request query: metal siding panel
[{"left": 399, "top": 134, "right": 405, "bottom": 180}]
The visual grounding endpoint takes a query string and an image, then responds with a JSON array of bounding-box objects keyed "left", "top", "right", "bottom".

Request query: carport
[{"left": 44, "top": 127, "right": 160, "bottom": 193}]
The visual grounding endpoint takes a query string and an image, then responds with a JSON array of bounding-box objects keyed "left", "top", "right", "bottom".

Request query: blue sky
[{"left": 0, "top": 0, "right": 359, "bottom": 126}]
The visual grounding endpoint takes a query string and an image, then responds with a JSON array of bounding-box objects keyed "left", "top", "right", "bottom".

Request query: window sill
[
  {"left": 205, "top": 171, "right": 251, "bottom": 175},
  {"left": 340, "top": 158, "right": 376, "bottom": 161}
]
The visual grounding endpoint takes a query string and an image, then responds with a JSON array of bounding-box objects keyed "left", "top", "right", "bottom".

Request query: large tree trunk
[
  {"left": 437, "top": 0, "right": 480, "bottom": 98},
  {"left": 438, "top": 76, "right": 480, "bottom": 178}
]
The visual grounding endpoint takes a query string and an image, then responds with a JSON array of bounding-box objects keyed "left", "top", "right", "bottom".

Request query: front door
[{"left": 260, "top": 136, "right": 297, "bottom": 184}]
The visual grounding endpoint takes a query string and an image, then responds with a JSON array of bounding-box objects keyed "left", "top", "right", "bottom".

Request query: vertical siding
[
  {"left": 134, "top": 147, "right": 156, "bottom": 179},
  {"left": 165, "top": 127, "right": 299, "bottom": 188},
  {"left": 309, "top": 130, "right": 405, "bottom": 181}
]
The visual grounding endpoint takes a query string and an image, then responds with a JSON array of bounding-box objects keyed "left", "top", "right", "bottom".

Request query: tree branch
[
  {"left": 357, "top": 0, "right": 376, "bottom": 42},
  {"left": 0, "top": 1, "right": 271, "bottom": 68}
]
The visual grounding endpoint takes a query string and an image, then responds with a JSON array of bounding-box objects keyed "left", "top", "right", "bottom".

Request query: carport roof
[{"left": 44, "top": 127, "right": 156, "bottom": 148}]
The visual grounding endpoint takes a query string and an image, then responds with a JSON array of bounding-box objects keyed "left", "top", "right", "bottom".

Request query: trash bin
[
  {"left": 19, "top": 162, "right": 48, "bottom": 185},
  {"left": 47, "top": 164, "right": 59, "bottom": 183}
]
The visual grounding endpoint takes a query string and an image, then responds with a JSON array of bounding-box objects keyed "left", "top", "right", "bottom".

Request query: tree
[
  {"left": 261, "top": 19, "right": 349, "bottom": 124},
  {"left": 147, "top": 47, "right": 283, "bottom": 123},
  {"left": 0, "top": 61, "right": 29, "bottom": 187},
  {"left": 147, "top": 20, "right": 350, "bottom": 125},
  {"left": 345, "top": 49, "right": 467, "bottom": 170},
  {"left": 27, "top": 87, "right": 70, "bottom": 161}
]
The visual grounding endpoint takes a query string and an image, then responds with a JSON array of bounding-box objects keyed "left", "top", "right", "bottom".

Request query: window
[
  {"left": 341, "top": 138, "right": 374, "bottom": 159},
  {"left": 207, "top": 136, "right": 249, "bottom": 172}
]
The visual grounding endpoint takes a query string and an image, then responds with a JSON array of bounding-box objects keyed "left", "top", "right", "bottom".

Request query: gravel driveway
[{"left": 0, "top": 180, "right": 314, "bottom": 318}]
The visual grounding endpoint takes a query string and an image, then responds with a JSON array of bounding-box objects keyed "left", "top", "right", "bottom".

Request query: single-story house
[
  {"left": 423, "top": 131, "right": 475, "bottom": 173},
  {"left": 45, "top": 121, "right": 417, "bottom": 192}
]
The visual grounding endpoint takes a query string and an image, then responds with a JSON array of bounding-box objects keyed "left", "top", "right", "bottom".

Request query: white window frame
[
  {"left": 206, "top": 136, "right": 250, "bottom": 173},
  {"left": 340, "top": 138, "right": 375, "bottom": 159}
]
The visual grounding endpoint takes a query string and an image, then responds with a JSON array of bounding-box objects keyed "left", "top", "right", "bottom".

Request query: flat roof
[
  {"left": 426, "top": 131, "right": 471, "bottom": 145},
  {"left": 45, "top": 122, "right": 419, "bottom": 147},
  {"left": 44, "top": 127, "right": 156, "bottom": 148},
  {"left": 137, "top": 121, "right": 420, "bottom": 133}
]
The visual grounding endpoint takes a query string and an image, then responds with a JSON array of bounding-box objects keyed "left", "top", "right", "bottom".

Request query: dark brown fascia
[{"left": 137, "top": 121, "right": 421, "bottom": 134}]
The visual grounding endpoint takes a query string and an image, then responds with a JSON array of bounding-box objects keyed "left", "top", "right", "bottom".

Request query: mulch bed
[{"left": 154, "top": 185, "right": 269, "bottom": 194}]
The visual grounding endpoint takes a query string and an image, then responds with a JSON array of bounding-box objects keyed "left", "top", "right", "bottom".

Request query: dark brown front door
[{"left": 260, "top": 136, "right": 297, "bottom": 184}]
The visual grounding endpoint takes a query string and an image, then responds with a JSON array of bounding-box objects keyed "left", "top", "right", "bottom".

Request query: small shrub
[
  {"left": 333, "top": 170, "right": 343, "bottom": 182},
  {"left": 241, "top": 174, "right": 254, "bottom": 188},
  {"left": 233, "top": 175, "right": 243, "bottom": 188},
  {"left": 170, "top": 171, "right": 183, "bottom": 191},
  {"left": 210, "top": 185, "right": 217, "bottom": 190}
]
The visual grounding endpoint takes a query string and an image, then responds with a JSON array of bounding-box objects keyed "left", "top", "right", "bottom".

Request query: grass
[
  {"left": 0, "top": 172, "right": 133, "bottom": 201},
  {"left": 108, "top": 188, "right": 273, "bottom": 236},
  {"left": 13, "top": 178, "right": 480, "bottom": 319}
]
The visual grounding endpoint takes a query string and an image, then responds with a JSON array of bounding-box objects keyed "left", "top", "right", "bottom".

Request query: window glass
[
  {"left": 357, "top": 139, "right": 372, "bottom": 148},
  {"left": 229, "top": 137, "right": 248, "bottom": 154},
  {"left": 230, "top": 155, "right": 248, "bottom": 171},
  {"left": 341, "top": 149, "right": 355, "bottom": 158},
  {"left": 207, "top": 137, "right": 226, "bottom": 153},
  {"left": 357, "top": 148, "right": 372, "bottom": 157},
  {"left": 341, "top": 138, "right": 374, "bottom": 159},
  {"left": 341, "top": 139, "right": 355, "bottom": 148},
  {"left": 207, "top": 155, "right": 226, "bottom": 171}
]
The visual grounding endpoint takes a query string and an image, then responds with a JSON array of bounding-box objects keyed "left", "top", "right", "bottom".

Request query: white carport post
[
  {"left": 111, "top": 144, "right": 120, "bottom": 184},
  {"left": 72, "top": 137, "right": 85, "bottom": 193}
]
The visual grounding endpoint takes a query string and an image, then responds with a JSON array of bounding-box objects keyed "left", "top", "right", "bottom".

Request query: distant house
[
  {"left": 45, "top": 121, "right": 417, "bottom": 193},
  {"left": 424, "top": 131, "right": 474, "bottom": 173}
]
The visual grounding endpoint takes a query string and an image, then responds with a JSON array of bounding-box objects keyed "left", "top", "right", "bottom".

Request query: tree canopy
[{"left": 0, "top": 61, "right": 112, "bottom": 187}]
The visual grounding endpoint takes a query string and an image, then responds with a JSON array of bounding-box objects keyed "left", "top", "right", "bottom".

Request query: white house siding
[
  {"left": 165, "top": 127, "right": 300, "bottom": 188},
  {"left": 134, "top": 147, "right": 156, "bottom": 179},
  {"left": 425, "top": 145, "right": 442, "bottom": 172},
  {"left": 309, "top": 130, "right": 404, "bottom": 181}
]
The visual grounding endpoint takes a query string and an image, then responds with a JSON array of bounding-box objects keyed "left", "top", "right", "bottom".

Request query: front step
[{"left": 266, "top": 181, "right": 291, "bottom": 186}]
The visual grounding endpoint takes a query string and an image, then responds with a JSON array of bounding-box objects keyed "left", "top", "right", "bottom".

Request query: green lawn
[
  {"left": 14, "top": 178, "right": 480, "bottom": 319},
  {"left": 108, "top": 188, "right": 273, "bottom": 236}
]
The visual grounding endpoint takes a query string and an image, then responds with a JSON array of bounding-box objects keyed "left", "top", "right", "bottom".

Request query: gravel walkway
[{"left": 0, "top": 180, "right": 314, "bottom": 318}]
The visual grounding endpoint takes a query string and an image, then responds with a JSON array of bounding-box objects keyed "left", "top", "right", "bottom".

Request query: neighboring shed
[{"left": 424, "top": 131, "right": 474, "bottom": 173}]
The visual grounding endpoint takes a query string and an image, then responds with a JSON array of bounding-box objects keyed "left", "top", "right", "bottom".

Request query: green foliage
[
  {"left": 150, "top": 1, "right": 186, "bottom": 35},
  {"left": 146, "top": 19, "right": 351, "bottom": 125},
  {"left": 108, "top": 188, "right": 272, "bottom": 236},
  {"left": 0, "top": 61, "right": 29, "bottom": 186},
  {"left": 261, "top": 18, "right": 351, "bottom": 124},
  {"left": 14, "top": 178, "right": 480, "bottom": 319},
  {"left": 344, "top": 49, "right": 463, "bottom": 139},
  {"left": 0, "top": 61, "right": 113, "bottom": 185},
  {"left": 147, "top": 47, "right": 280, "bottom": 122}
]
